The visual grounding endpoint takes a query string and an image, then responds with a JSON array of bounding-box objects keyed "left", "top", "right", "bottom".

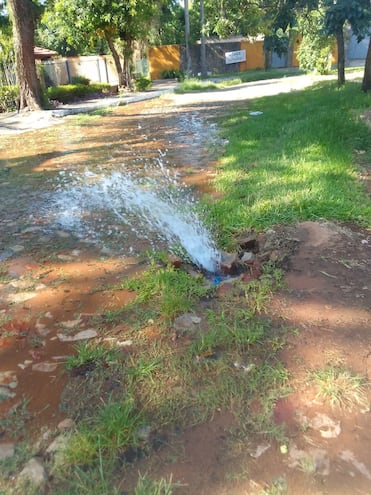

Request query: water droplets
[{"left": 43, "top": 158, "right": 221, "bottom": 272}]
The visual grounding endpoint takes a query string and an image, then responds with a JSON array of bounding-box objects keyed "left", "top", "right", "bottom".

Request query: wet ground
[{"left": 1, "top": 79, "right": 371, "bottom": 494}]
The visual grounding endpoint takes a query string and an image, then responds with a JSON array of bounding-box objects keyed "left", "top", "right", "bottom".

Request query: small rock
[
  {"left": 220, "top": 251, "right": 239, "bottom": 275},
  {"left": 0, "top": 371, "right": 18, "bottom": 389},
  {"left": 32, "top": 362, "right": 58, "bottom": 372},
  {"left": 173, "top": 313, "right": 202, "bottom": 337},
  {"left": 240, "top": 251, "right": 255, "bottom": 264},
  {"left": 310, "top": 412, "right": 341, "bottom": 438},
  {"left": 57, "top": 329, "right": 98, "bottom": 342},
  {"left": 250, "top": 444, "right": 271, "bottom": 458},
  {"left": 18, "top": 457, "right": 47, "bottom": 490},
  {"left": 0, "top": 386, "right": 16, "bottom": 399},
  {"left": 46, "top": 434, "right": 68, "bottom": 454},
  {"left": 7, "top": 292, "right": 37, "bottom": 303},
  {"left": 57, "top": 418, "right": 75, "bottom": 432},
  {"left": 60, "top": 318, "right": 82, "bottom": 329},
  {"left": 0, "top": 442, "right": 15, "bottom": 460}
]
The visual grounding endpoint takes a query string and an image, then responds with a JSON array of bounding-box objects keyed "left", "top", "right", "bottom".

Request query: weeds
[
  {"left": 63, "top": 397, "right": 143, "bottom": 466},
  {"left": 134, "top": 474, "right": 182, "bottom": 495},
  {"left": 0, "top": 397, "right": 32, "bottom": 438},
  {"left": 66, "top": 341, "right": 120, "bottom": 372},
  {"left": 309, "top": 366, "right": 369, "bottom": 411},
  {"left": 119, "top": 263, "right": 213, "bottom": 319}
]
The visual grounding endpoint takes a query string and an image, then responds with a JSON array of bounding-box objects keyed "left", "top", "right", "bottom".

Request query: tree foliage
[
  {"left": 296, "top": 8, "right": 335, "bottom": 74},
  {"left": 40, "top": 0, "right": 163, "bottom": 86},
  {"left": 322, "top": 0, "right": 371, "bottom": 85}
]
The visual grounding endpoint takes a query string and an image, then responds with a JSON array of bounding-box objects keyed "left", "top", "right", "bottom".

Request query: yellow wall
[
  {"left": 149, "top": 45, "right": 181, "bottom": 80},
  {"left": 239, "top": 40, "right": 265, "bottom": 71}
]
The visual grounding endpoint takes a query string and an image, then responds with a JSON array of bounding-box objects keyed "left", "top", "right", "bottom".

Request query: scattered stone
[
  {"left": 173, "top": 313, "right": 201, "bottom": 337},
  {"left": 0, "top": 443, "right": 15, "bottom": 460},
  {"left": 18, "top": 457, "right": 47, "bottom": 491},
  {"left": 35, "top": 323, "right": 52, "bottom": 337},
  {"left": 7, "top": 291, "right": 37, "bottom": 303},
  {"left": 250, "top": 444, "right": 271, "bottom": 458},
  {"left": 309, "top": 412, "right": 341, "bottom": 439},
  {"left": 57, "top": 418, "right": 75, "bottom": 432},
  {"left": 240, "top": 251, "right": 255, "bottom": 264},
  {"left": 71, "top": 249, "right": 81, "bottom": 256},
  {"left": 0, "top": 371, "right": 18, "bottom": 389},
  {"left": 32, "top": 362, "right": 58, "bottom": 372},
  {"left": 220, "top": 251, "right": 239, "bottom": 275},
  {"left": 9, "top": 280, "right": 34, "bottom": 290},
  {"left": 0, "top": 386, "right": 16, "bottom": 399},
  {"left": 57, "top": 329, "right": 98, "bottom": 342},
  {"left": 46, "top": 434, "right": 68, "bottom": 455},
  {"left": 60, "top": 318, "right": 82, "bottom": 329}
]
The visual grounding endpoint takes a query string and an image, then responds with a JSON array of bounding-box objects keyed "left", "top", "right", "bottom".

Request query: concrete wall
[
  {"left": 42, "top": 55, "right": 121, "bottom": 86},
  {"left": 148, "top": 45, "right": 180, "bottom": 80}
]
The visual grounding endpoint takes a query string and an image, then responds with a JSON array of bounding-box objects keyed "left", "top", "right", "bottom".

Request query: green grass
[
  {"left": 176, "top": 68, "right": 304, "bottom": 93},
  {"left": 65, "top": 341, "right": 120, "bottom": 371},
  {"left": 309, "top": 366, "right": 369, "bottom": 411},
  {"left": 207, "top": 81, "right": 371, "bottom": 247},
  {"left": 119, "top": 262, "right": 214, "bottom": 319}
]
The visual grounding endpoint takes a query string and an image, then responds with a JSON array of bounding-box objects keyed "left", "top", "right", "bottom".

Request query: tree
[
  {"left": 323, "top": 0, "right": 371, "bottom": 86},
  {"left": 362, "top": 36, "right": 371, "bottom": 91},
  {"left": 7, "top": 0, "right": 43, "bottom": 109},
  {"left": 46, "top": 0, "right": 163, "bottom": 87}
]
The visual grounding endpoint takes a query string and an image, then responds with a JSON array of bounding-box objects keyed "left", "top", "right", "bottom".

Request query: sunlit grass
[
  {"left": 309, "top": 366, "right": 369, "bottom": 411},
  {"left": 208, "top": 82, "right": 371, "bottom": 246}
]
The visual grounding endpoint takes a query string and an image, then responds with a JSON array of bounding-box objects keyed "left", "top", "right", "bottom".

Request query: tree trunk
[
  {"left": 362, "top": 37, "right": 371, "bottom": 92},
  {"left": 336, "top": 27, "right": 345, "bottom": 87},
  {"left": 106, "top": 35, "right": 125, "bottom": 87},
  {"left": 122, "top": 35, "right": 134, "bottom": 89},
  {"left": 8, "top": 0, "right": 42, "bottom": 110}
]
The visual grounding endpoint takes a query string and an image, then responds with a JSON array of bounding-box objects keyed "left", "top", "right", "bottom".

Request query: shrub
[
  {"left": 71, "top": 75, "right": 91, "bottom": 86},
  {"left": 46, "top": 82, "right": 111, "bottom": 104},
  {"left": 133, "top": 76, "right": 152, "bottom": 92},
  {"left": 161, "top": 69, "right": 185, "bottom": 81},
  {"left": 0, "top": 85, "right": 18, "bottom": 113}
]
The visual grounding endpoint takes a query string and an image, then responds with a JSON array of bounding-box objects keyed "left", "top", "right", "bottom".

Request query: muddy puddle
[{"left": 0, "top": 98, "right": 224, "bottom": 438}]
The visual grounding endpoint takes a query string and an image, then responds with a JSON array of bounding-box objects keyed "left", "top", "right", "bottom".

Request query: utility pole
[
  {"left": 200, "top": 0, "right": 207, "bottom": 77},
  {"left": 184, "top": 0, "right": 192, "bottom": 76}
]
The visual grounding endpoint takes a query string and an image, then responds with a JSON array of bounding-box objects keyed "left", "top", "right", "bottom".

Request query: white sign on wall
[{"left": 225, "top": 50, "right": 246, "bottom": 65}]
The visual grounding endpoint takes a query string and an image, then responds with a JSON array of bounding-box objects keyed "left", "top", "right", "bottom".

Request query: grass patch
[
  {"left": 66, "top": 341, "right": 120, "bottom": 372},
  {"left": 176, "top": 68, "right": 304, "bottom": 94},
  {"left": 309, "top": 366, "right": 369, "bottom": 411},
  {"left": 118, "top": 261, "right": 214, "bottom": 320},
  {"left": 208, "top": 81, "right": 371, "bottom": 246}
]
